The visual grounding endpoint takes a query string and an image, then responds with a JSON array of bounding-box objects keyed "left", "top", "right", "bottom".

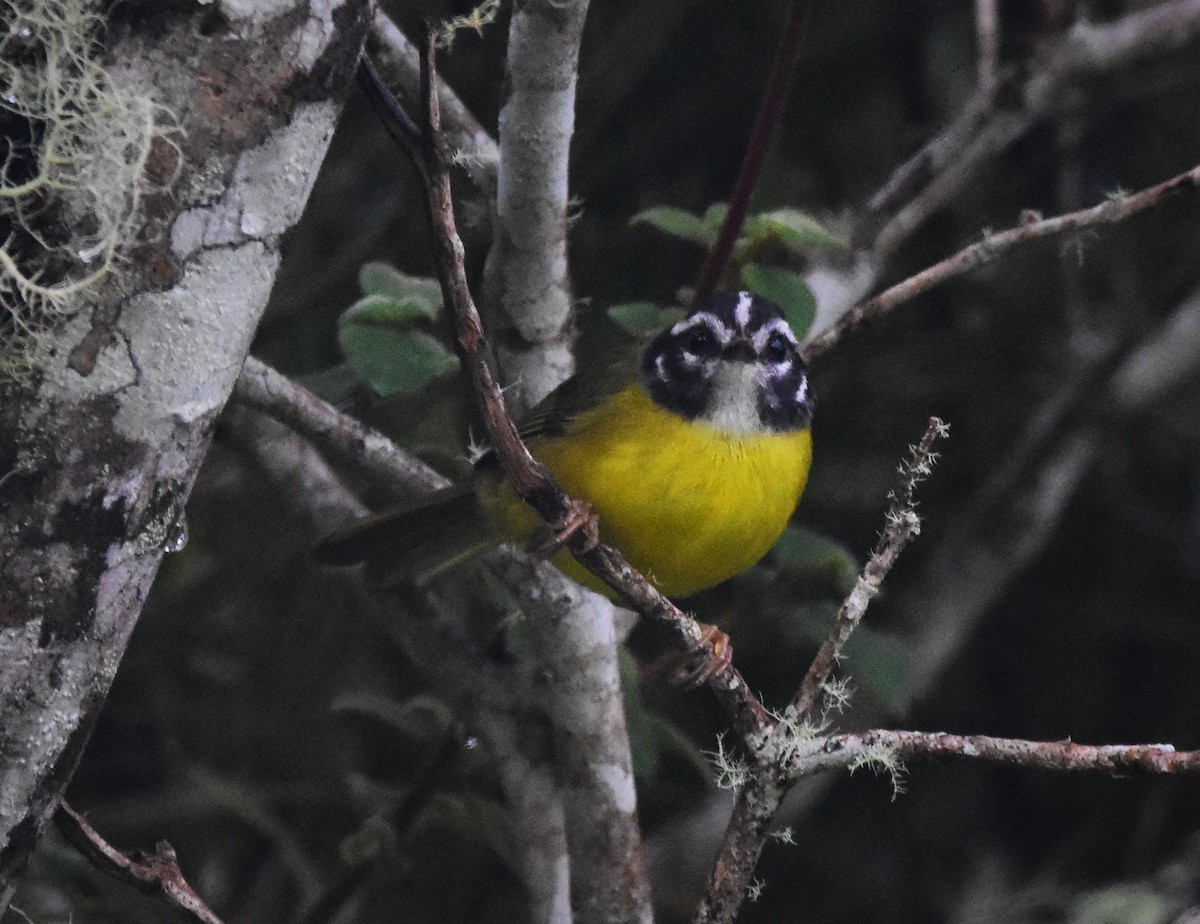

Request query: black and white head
[{"left": 639, "top": 291, "right": 813, "bottom": 434}]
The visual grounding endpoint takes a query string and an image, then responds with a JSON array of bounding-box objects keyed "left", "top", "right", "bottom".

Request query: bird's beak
[{"left": 722, "top": 339, "right": 756, "bottom": 363}]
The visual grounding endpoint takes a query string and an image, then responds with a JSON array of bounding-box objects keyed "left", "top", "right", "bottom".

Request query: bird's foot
[
  {"left": 531, "top": 497, "right": 600, "bottom": 558},
  {"left": 672, "top": 622, "right": 733, "bottom": 688}
]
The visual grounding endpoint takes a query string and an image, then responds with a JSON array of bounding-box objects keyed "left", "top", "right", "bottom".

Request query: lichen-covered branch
[
  {"left": 419, "top": 34, "right": 653, "bottom": 923},
  {"left": 693, "top": 418, "right": 948, "bottom": 924},
  {"left": 787, "top": 418, "right": 947, "bottom": 721},
  {"left": 786, "top": 731, "right": 1200, "bottom": 779},
  {"left": 483, "top": 0, "right": 591, "bottom": 411},
  {"left": 0, "top": 0, "right": 370, "bottom": 911}
]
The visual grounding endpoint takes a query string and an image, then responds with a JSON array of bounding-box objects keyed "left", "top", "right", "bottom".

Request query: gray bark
[{"left": 0, "top": 1, "right": 369, "bottom": 910}]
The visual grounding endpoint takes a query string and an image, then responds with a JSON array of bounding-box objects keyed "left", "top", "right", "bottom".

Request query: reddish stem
[{"left": 692, "top": 0, "right": 813, "bottom": 305}]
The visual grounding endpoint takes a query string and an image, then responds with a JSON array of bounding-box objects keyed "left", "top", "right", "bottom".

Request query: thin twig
[
  {"left": 416, "top": 28, "right": 775, "bottom": 747},
  {"left": 855, "top": 0, "right": 1200, "bottom": 253},
  {"left": 808, "top": 162, "right": 1200, "bottom": 360},
  {"left": 693, "top": 0, "right": 813, "bottom": 306},
  {"left": 784, "top": 730, "right": 1200, "bottom": 780},
  {"left": 357, "top": 56, "right": 428, "bottom": 186},
  {"left": 787, "top": 417, "right": 947, "bottom": 721},
  {"left": 54, "top": 803, "right": 225, "bottom": 924},
  {"left": 233, "top": 356, "right": 448, "bottom": 499},
  {"left": 694, "top": 417, "right": 948, "bottom": 924},
  {"left": 368, "top": 10, "right": 498, "bottom": 196}
]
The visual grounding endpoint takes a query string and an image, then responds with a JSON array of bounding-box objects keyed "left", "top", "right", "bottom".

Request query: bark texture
[{"left": 0, "top": 1, "right": 369, "bottom": 910}]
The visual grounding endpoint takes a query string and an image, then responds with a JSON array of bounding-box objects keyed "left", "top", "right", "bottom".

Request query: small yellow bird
[{"left": 315, "top": 291, "right": 814, "bottom": 599}]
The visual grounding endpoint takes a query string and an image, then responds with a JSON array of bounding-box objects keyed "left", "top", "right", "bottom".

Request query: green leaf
[
  {"left": 630, "top": 206, "right": 713, "bottom": 248},
  {"left": 357, "top": 262, "right": 444, "bottom": 315},
  {"left": 771, "top": 526, "right": 858, "bottom": 592},
  {"left": 343, "top": 291, "right": 440, "bottom": 329},
  {"left": 701, "top": 202, "right": 728, "bottom": 235},
  {"left": 338, "top": 321, "right": 459, "bottom": 397},
  {"left": 744, "top": 209, "right": 844, "bottom": 252},
  {"left": 607, "top": 301, "right": 685, "bottom": 337},
  {"left": 740, "top": 264, "right": 817, "bottom": 337}
]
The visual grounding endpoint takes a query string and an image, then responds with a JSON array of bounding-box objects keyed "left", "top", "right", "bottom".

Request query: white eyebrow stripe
[
  {"left": 735, "top": 291, "right": 753, "bottom": 329},
  {"left": 751, "top": 316, "right": 799, "bottom": 352},
  {"left": 670, "top": 311, "right": 732, "bottom": 343}
]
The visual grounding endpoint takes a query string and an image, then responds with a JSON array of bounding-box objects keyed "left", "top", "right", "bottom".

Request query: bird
[{"left": 314, "top": 290, "right": 814, "bottom": 600}]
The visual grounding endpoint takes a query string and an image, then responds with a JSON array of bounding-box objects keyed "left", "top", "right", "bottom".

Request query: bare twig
[
  {"left": 692, "top": 0, "right": 813, "bottom": 306},
  {"left": 367, "top": 11, "right": 498, "bottom": 197},
  {"left": 694, "top": 417, "right": 948, "bottom": 924},
  {"left": 787, "top": 418, "right": 948, "bottom": 721},
  {"left": 808, "top": 162, "right": 1200, "bottom": 360},
  {"left": 357, "top": 56, "right": 427, "bottom": 186},
  {"left": 54, "top": 803, "right": 225, "bottom": 924},
  {"left": 233, "top": 356, "right": 448, "bottom": 500},
  {"left": 856, "top": 0, "right": 1200, "bottom": 254},
  {"left": 417, "top": 29, "right": 774, "bottom": 749},
  {"left": 420, "top": 31, "right": 654, "bottom": 924}
]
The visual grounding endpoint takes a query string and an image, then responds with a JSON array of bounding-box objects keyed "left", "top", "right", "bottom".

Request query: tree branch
[
  {"left": 483, "top": 0, "right": 591, "bottom": 411},
  {"left": 54, "top": 804, "right": 225, "bottom": 924},
  {"left": 417, "top": 29, "right": 773, "bottom": 747},
  {"left": 808, "top": 162, "right": 1200, "bottom": 360},
  {"left": 367, "top": 10, "right": 497, "bottom": 198},
  {"left": 419, "top": 33, "right": 654, "bottom": 923},
  {"left": 786, "top": 730, "right": 1200, "bottom": 780},
  {"left": 0, "top": 2, "right": 370, "bottom": 910},
  {"left": 694, "top": 417, "right": 948, "bottom": 924},
  {"left": 855, "top": 0, "right": 1200, "bottom": 255},
  {"left": 787, "top": 418, "right": 947, "bottom": 721},
  {"left": 233, "top": 356, "right": 447, "bottom": 500},
  {"left": 973, "top": 0, "right": 1000, "bottom": 95}
]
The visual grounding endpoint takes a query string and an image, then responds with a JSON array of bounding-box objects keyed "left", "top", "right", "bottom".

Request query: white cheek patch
[
  {"left": 654, "top": 353, "right": 669, "bottom": 382},
  {"left": 795, "top": 375, "right": 808, "bottom": 404}
]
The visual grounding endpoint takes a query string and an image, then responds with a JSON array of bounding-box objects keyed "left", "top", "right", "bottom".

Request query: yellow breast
[{"left": 491, "top": 382, "right": 812, "bottom": 598}]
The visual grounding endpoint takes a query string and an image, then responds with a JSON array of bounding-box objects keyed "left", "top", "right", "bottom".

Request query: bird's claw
[
  {"left": 672, "top": 622, "right": 733, "bottom": 688},
  {"left": 532, "top": 498, "right": 600, "bottom": 558}
]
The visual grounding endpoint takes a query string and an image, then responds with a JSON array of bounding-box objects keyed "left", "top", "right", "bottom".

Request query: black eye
[
  {"left": 763, "top": 333, "right": 791, "bottom": 363},
  {"left": 682, "top": 325, "right": 718, "bottom": 356}
]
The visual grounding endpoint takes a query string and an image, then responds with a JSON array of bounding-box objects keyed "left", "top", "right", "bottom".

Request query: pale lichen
[{"left": 0, "top": 0, "right": 177, "bottom": 379}]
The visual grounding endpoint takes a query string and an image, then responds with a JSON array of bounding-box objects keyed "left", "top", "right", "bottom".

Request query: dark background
[{"left": 13, "top": 1, "right": 1200, "bottom": 922}]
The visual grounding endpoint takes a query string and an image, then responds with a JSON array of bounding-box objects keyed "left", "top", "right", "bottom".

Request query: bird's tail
[{"left": 313, "top": 486, "right": 502, "bottom": 588}]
